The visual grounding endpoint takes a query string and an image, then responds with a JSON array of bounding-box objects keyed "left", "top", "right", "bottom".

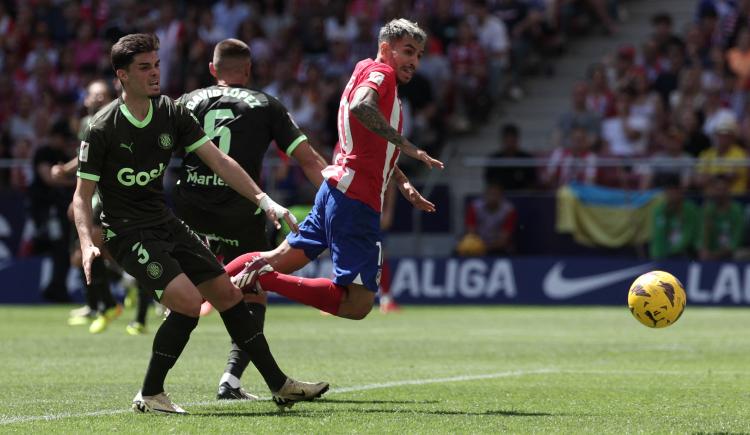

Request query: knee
[
  {"left": 341, "top": 290, "right": 375, "bottom": 320},
  {"left": 347, "top": 303, "right": 372, "bottom": 320},
  {"left": 242, "top": 290, "right": 268, "bottom": 305},
  {"left": 166, "top": 291, "right": 203, "bottom": 317}
]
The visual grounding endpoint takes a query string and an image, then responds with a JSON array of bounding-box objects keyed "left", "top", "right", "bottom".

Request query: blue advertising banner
[
  {"left": 2, "top": 255, "right": 749, "bottom": 306},
  {"left": 291, "top": 256, "right": 750, "bottom": 306}
]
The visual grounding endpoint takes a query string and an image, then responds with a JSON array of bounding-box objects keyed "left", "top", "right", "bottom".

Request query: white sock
[{"left": 220, "top": 373, "right": 241, "bottom": 389}]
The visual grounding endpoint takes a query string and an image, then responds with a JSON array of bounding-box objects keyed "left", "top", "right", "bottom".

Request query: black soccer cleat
[{"left": 216, "top": 382, "right": 259, "bottom": 401}]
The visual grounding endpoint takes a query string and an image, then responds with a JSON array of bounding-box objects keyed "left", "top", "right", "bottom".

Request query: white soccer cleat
[
  {"left": 272, "top": 378, "right": 329, "bottom": 409},
  {"left": 132, "top": 390, "right": 188, "bottom": 414},
  {"left": 231, "top": 257, "right": 274, "bottom": 294}
]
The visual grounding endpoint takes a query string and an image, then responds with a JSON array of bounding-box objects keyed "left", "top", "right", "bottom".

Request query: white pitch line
[
  {"left": 329, "top": 368, "right": 560, "bottom": 394},
  {"left": 6, "top": 367, "right": 733, "bottom": 426},
  {"left": 0, "top": 368, "right": 557, "bottom": 426}
]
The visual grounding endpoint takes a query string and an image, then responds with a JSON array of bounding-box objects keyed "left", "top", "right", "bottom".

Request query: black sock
[
  {"left": 80, "top": 267, "right": 98, "bottom": 311},
  {"left": 224, "top": 343, "right": 250, "bottom": 380},
  {"left": 224, "top": 303, "right": 265, "bottom": 379},
  {"left": 136, "top": 285, "right": 152, "bottom": 324},
  {"left": 90, "top": 257, "right": 116, "bottom": 310},
  {"left": 247, "top": 302, "right": 266, "bottom": 329},
  {"left": 141, "top": 311, "right": 198, "bottom": 396},
  {"left": 219, "top": 301, "right": 286, "bottom": 392},
  {"left": 224, "top": 303, "right": 266, "bottom": 379}
]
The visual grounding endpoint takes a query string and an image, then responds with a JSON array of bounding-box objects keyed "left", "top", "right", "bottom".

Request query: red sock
[
  {"left": 224, "top": 252, "right": 261, "bottom": 276},
  {"left": 258, "top": 273, "right": 345, "bottom": 315},
  {"left": 379, "top": 261, "right": 392, "bottom": 295}
]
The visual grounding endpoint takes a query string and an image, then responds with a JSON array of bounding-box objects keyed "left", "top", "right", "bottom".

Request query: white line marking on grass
[
  {"left": 329, "top": 368, "right": 560, "bottom": 394},
  {"left": 9, "top": 367, "right": 732, "bottom": 426},
  {"left": 0, "top": 368, "right": 558, "bottom": 425}
]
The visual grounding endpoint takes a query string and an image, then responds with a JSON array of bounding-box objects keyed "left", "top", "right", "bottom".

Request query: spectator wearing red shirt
[
  {"left": 543, "top": 126, "right": 599, "bottom": 187},
  {"left": 463, "top": 183, "right": 518, "bottom": 256}
]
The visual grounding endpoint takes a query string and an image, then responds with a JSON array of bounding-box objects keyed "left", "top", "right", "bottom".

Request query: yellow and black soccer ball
[{"left": 628, "top": 271, "right": 687, "bottom": 328}]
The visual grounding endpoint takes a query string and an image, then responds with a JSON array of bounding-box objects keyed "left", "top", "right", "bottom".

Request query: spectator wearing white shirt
[
  {"left": 324, "top": 2, "right": 359, "bottom": 43},
  {"left": 212, "top": 0, "right": 252, "bottom": 40},
  {"left": 702, "top": 85, "right": 735, "bottom": 138},
  {"left": 470, "top": 0, "right": 509, "bottom": 102},
  {"left": 602, "top": 91, "right": 651, "bottom": 156}
]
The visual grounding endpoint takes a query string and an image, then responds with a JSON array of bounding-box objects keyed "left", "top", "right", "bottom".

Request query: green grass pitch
[{"left": 0, "top": 304, "right": 748, "bottom": 433}]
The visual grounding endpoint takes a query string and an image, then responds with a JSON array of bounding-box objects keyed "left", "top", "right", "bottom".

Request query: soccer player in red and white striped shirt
[{"left": 227, "top": 18, "right": 443, "bottom": 319}]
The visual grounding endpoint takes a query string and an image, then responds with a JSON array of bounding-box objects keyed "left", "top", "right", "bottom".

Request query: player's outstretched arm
[
  {"left": 72, "top": 177, "right": 100, "bottom": 284},
  {"left": 51, "top": 157, "right": 79, "bottom": 182},
  {"left": 393, "top": 165, "right": 436, "bottom": 212},
  {"left": 194, "top": 140, "right": 298, "bottom": 232},
  {"left": 349, "top": 86, "right": 444, "bottom": 170}
]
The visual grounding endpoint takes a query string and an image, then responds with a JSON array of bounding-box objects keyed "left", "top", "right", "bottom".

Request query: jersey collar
[{"left": 120, "top": 99, "right": 153, "bottom": 128}]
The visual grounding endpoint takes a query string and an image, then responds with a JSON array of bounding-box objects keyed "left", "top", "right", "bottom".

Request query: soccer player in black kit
[
  {"left": 175, "top": 38, "right": 327, "bottom": 400},
  {"left": 72, "top": 33, "right": 327, "bottom": 414}
]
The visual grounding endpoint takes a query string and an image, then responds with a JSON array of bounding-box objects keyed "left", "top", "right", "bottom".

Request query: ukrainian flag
[{"left": 556, "top": 182, "right": 662, "bottom": 247}]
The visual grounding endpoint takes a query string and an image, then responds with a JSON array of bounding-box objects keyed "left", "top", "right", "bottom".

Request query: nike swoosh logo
[{"left": 543, "top": 262, "right": 654, "bottom": 300}]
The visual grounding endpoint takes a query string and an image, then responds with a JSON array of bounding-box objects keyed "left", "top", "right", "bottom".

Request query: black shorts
[
  {"left": 173, "top": 190, "right": 270, "bottom": 263},
  {"left": 104, "top": 214, "right": 225, "bottom": 302}
]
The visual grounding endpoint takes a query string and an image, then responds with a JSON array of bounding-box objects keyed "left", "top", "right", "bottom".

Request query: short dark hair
[
  {"left": 501, "top": 123, "right": 519, "bottom": 138},
  {"left": 213, "top": 38, "right": 251, "bottom": 70},
  {"left": 378, "top": 19, "right": 427, "bottom": 45},
  {"left": 111, "top": 33, "right": 160, "bottom": 71}
]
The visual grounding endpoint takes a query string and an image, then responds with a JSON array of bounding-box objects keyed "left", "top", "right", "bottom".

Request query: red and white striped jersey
[{"left": 323, "top": 58, "right": 402, "bottom": 213}]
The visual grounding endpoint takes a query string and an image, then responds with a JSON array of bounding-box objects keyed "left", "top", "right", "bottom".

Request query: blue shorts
[{"left": 287, "top": 181, "right": 383, "bottom": 292}]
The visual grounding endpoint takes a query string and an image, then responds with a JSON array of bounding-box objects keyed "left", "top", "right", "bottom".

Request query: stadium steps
[{"left": 392, "top": 0, "right": 694, "bottom": 257}]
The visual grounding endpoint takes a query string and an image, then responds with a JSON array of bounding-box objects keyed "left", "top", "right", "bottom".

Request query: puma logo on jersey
[{"left": 120, "top": 142, "right": 134, "bottom": 153}]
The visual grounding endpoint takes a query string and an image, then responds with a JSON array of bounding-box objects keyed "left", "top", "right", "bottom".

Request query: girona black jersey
[
  {"left": 77, "top": 95, "right": 208, "bottom": 233},
  {"left": 175, "top": 85, "right": 306, "bottom": 212}
]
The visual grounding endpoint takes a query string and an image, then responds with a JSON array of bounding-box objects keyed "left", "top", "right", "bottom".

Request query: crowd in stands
[
  {"left": 466, "top": 0, "right": 750, "bottom": 259},
  {"left": 489, "top": 1, "right": 750, "bottom": 195},
  {"left": 0, "top": 0, "right": 619, "bottom": 193}
]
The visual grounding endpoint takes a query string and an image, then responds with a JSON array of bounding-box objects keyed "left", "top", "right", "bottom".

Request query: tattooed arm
[{"left": 349, "top": 86, "right": 443, "bottom": 169}]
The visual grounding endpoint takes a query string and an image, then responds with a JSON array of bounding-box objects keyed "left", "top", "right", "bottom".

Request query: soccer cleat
[
  {"left": 231, "top": 257, "right": 273, "bottom": 294},
  {"left": 125, "top": 321, "right": 146, "bottom": 336},
  {"left": 68, "top": 314, "right": 93, "bottom": 326},
  {"left": 216, "top": 382, "right": 259, "bottom": 401},
  {"left": 123, "top": 285, "right": 138, "bottom": 308},
  {"left": 379, "top": 295, "right": 401, "bottom": 314},
  {"left": 69, "top": 305, "right": 93, "bottom": 318},
  {"left": 132, "top": 390, "right": 187, "bottom": 414},
  {"left": 68, "top": 306, "right": 95, "bottom": 326},
  {"left": 272, "top": 378, "right": 329, "bottom": 409},
  {"left": 89, "top": 304, "right": 123, "bottom": 334}
]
